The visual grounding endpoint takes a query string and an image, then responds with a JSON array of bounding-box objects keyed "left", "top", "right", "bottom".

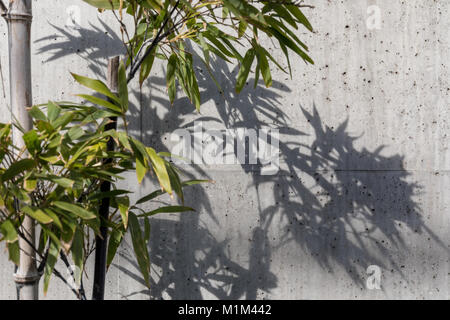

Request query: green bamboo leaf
[
  {"left": 181, "top": 179, "right": 212, "bottom": 186},
  {"left": 71, "top": 227, "right": 84, "bottom": 286},
  {"left": 254, "top": 56, "right": 260, "bottom": 88},
  {"left": 0, "top": 123, "right": 11, "bottom": 139},
  {"left": 39, "top": 154, "right": 60, "bottom": 164},
  {"left": 166, "top": 163, "right": 183, "bottom": 202},
  {"left": 23, "top": 130, "right": 40, "bottom": 154},
  {"left": 82, "top": 109, "right": 120, "bottom": 123},
  {"left": 34, "top": 173, "right": 75, "bottom": 189},
  {"left": 144, "top": 217, "right": 151, "bottom": 245},
  {"left": 236, "top": 48, "right": 255, "bottom": 93},
  {"left": 52, "top": 177, "right": 75, "bottom": 189},
  {"left": 221, "top": 38, "right": 244, "bottom": 61},
  {"left": 43, "top": 240, "right": 60, "bottom": 295},
  {"left": 147, "top": 147, "right": 172, "bottom": 194},
  {"left": 71, "top": 73, "right": 121, "bottom": 105},
  {"left": 136, "top": 189, "right": 165, "bottom": 205},
  {"left": 138, "top": 206, "right": 195, "bottom": 218},
  {"left": 47, "top": 134, "right": 62, "bottom": 149},
  {"left": 136, "top": 179, "right": 210, "bottom": 205},
  {"left": 266, "top": 15, "right": 309, "bottom": 51},
  {"left": 203, "top": 33, "right": 236, "bottom": 59},
  {"left": 37, "top": 229, "right": 48, "bottom": 255},
  {"left": 41, "top": 225, "right": 61, "bottom": 249},
  {"left": 267, "top": 4, "right": 297, "bottom": 28},
  {"left": 24, "top": 178, "right": 37, "bottom": 192},
  {"left": 136, "top": 156, "right": 147, "bottom": 184},
  {"left": 280, "top": 43, "right": 292, "bottom": 77},
  {"left": 88, "top": 189, "right": 131, "bottom": 201},
  {"left": 128, "top": 212, "right": 150, "bottom": 287},
  {"left": 256, "top": 46, "right": 272, "bottom": 88},
  {"left": 190, "top": 71, "right": 201, "bottom": 112},
  {"left": 118, "top": 60, "right": 129, "bottom": 112},
  {"left": 77, "top": 94, "right": 122, "bottom": 113},
  {"left": 60, "top": 219, "right": 76, "bottom": 252},
  {"left": 223, "top": 0, "right": 259, "bottom": 16},
  {"left": 222, "top": 6, "right": 229, "bottom": 19},
  {"left": 269, "top": 26, "right": 314, "bottom": 64},
  {"left": 167, "top": 53, "right": 177, "bottom": 104},
  {"left": 10, "top": 185, "right": 31, "bottom": 203},
  {"left": 139, "top": 47, "right": 157, "bottom": 87},
  {"left": 117, "top": 131, "right": 132, "bottom": 151},
  {"left": 198, "top": 34, "right": 210, "bottom": 66},
  {"left": 43, "top": 209, "right": 63, "bottom": 230},
  {"left": 28, "top": 106, "right": 47, "bottom": 121},
  {"left": 238, "top": 20, "right": 248, "bottom": 38},
  {"left": 53, "top": 201, "right": 96, "bottom": 220},
  {"left": 107, "top": 226, "right": 123, "bottom": 270},
  {"left": 67, "top": 126, "right": 85, "bottom": 141},
  {"left": 148, "top": 0, "right": 163, "bottom": 11},
  {"left": 198, "top": 40, "right": 232, "bottom": 63},
  {"left": 82, "top": 0, "right": 121, "bottom": 9},
  {"left": 1, "top": 159, "right": 35, "bottom": 182},
  {"left": 286, "top": 5, "right": 313, "bottom": 31},
  {"left": 116, "top": 196, "right": 130, "bottom": 228},
  {"left": 47, "top": 101, "right": 62, "bottom": 122},
  {"left": 52, "top": 111, "right": 75, "bottom": 129},
  {"left": 23, "top": 206, "right": 53, "bottom": 225},
  {"left": 7, "top": 241, "right": 20, "bottom": 266},
  {"left": 0, "top": 220, "right": 18, "bottom": 243}
]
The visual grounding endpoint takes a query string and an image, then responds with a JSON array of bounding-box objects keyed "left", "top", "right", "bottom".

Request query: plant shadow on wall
[
  {"left": 113, "top": 57, "right": 291, "bottom": 299},
  {"left": 115, "top": 57, "right": 447, "bottom": 299},
  {"left": 35, "top": 24, "right": 447, "bottom": 299},
  {"left": 34, "top": 20, "right": 125, "bottom": 78}
]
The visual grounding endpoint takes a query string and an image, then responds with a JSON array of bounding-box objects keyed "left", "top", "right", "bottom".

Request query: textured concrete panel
[{"left": 0, "top": 0, "right": 448, "bottom": 299}]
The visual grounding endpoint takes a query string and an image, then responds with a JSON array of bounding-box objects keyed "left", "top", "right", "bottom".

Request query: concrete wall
[{"left": 0, "top": 0, "right": 448, "bottom": 299}]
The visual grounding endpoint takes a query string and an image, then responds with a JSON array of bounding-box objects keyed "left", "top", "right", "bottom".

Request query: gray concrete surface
[{"left": 0, "top": 0, "right": 449, "bottom": 299}]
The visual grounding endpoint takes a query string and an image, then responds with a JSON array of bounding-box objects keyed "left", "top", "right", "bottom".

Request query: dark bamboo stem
[{"left": 92, "top": 56, "right": 119, "bottom": 300}]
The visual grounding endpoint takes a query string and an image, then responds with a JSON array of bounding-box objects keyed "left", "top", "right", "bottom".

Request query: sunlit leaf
[
  {"left": 71, "top": 73, "right": 121, "bottom": 105},
  {"left": 77, "top": 94, "right": 122, "bottom": 113},
  {"left": 118, "top": 60, "right": 129, "bottom": 112},
  {"left": 0, "top": 220, "right": 18, "bottom": 243},
  {"left": 128, "top": 212, "right": 150, "bottom": 287},
  {"left": 53, "top": 201, "right": 96, "bottom": 220},
  {"left": 82, "top": 0, "right": 121, "bottom": 9},
  {"left": 147, "top": 147, "right": 171, "bottom": 194},
  {"left": 71, "top": 227, "right": 84, "bottom": 286},
  {"left": 107, "top": 226, "right": 123, "bottom": 270},
  {"left": 43, "top": 240, "right": 60, "bottom": 295},
  {"left": 1, "top": 159, "right": 35, "bottom": 182},
  {"left": 167, "top": 53, "right": 177, "bottom": 104},
  {"left": 47, "top": 101, "right": 62, "bottom": 122},
  {"left": 138, "top": 205, "right": 194, "bottom": 217},
  {"left": 116, "top": 196, "right": 129, "bottom": 228},
  {"left": 236, "top": 48, "right": 255, "bottom": 93},
  {"left": 23, "top": 206, "right": 53, "bottom": 225}
]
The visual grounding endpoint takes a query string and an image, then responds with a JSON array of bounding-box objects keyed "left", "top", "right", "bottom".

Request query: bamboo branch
[
  {"left": 15, "top": 228, "right": 83, "bottom": 299},
  {"left": 127, "top": 0, "right": 181, "bottom": 83},
  {"left": 60, "top": 251, "right": 87, "bottom": 300}
]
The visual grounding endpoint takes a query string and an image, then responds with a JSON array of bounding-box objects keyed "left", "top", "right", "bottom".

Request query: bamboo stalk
[
  {"left": 2, "top": 0, "right": 39, "bottom": 300},
  {"left": 92, "top": 56, "right": 120, "bottom": 300}
]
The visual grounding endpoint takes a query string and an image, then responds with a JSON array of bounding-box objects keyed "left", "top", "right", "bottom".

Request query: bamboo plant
[{"left": 0, "top": 0, "right": 314, "bottom": 299}]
